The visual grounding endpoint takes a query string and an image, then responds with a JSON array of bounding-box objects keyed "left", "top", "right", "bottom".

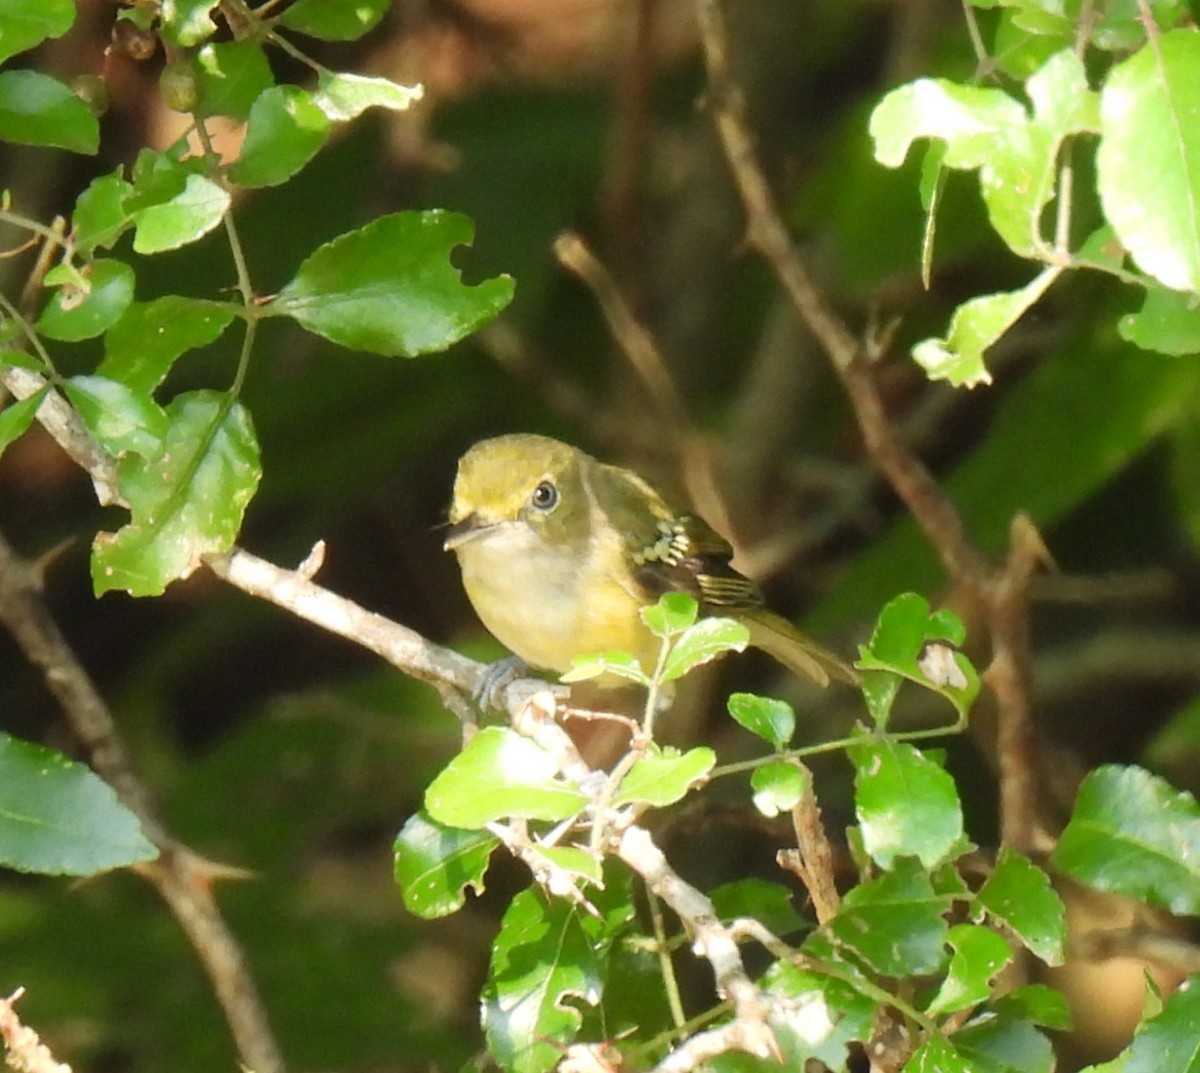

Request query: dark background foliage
[{"left": 2, "top": 2, "right": 1198, "bottom": 1070}]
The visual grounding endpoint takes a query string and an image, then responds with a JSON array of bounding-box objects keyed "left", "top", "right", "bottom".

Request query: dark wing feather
[
  {"left": 583, "top": 456, "right": 762, "bottom": 609},
  {"left": 630, "top": 512, "right": 764, "bottom": 610}
]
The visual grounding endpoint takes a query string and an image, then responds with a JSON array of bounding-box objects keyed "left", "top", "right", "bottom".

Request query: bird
[{"left": 444, "top": 433, "right": 859, "bottom": 690}]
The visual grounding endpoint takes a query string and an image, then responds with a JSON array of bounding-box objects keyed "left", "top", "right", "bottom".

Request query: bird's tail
[{"left": 735, "top": 607, "right": 861, "bottom": 688}]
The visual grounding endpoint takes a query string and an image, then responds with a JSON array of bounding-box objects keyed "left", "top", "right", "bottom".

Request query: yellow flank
[{"left": 444, "top": 434, "right": 859, "bottom": 687}]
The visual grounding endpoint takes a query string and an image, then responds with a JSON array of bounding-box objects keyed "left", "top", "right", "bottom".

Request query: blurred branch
[
  {"left": 696, "top": 0, "right": 1047, "bottom": 853},
  {"left": 0, "top": 988, "right": 70, "bottom": 1073},
  {"left": 0, "top": 368, "right": 577, "bottom": 1072},
  {"left": 0, "top": 531, "right": 284, "bottom": 1073},
  {"left": 552, "top": 229, "right": 739, "bottom": 544}
]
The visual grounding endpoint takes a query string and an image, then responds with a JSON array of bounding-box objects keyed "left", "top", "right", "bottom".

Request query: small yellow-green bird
[{"left": 444, "top": 434, "right": 858, "bottom": 688}]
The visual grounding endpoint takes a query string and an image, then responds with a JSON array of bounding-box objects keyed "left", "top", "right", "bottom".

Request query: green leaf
[
  {"left": 709, "top": 878, "right": 804, "bottom": 936},
  {"left": 992, "top": 984, "right": 1072, "bottom": 1031},
  {"left": 195, "top": 39, "right": 273, "bottom": 121},
  {"left": 952, "top": 1015, "right": 1056, "bottom": 1073},
  {"left": 976, "top": 846, "right": 1065, "bottom": 965},
  {"left": 871, "top": 79, "right": 1026, "bottom": 172},
  {"left": 91, "top": 392, "right": 261, "bottom": 596},
  {"left": 278, "top": 0, "right": 389, "bottom": 40},
  {"left": 1120, "top": 286, "right": 1200, "bottom": 356},
  {"left": 1052, "top": 764, "right": 1200, "bottom": 916},
  {"left": 640, "top": 591, "right": 698, "bottom": 636},
  {"left": 873, "top": 51, "right": 1098, "bottom": 274},
  {"left": 537, "top": 846, "right": 602, "bottom": 888},
  {"left": 926, "top": 923, "right": 1013, "bottom": 1016},
  {"left": 36, "top": 259, "right": 135, "bottom": 342},
  {"left": 424, "top": 727, "right": 587, "bottom": 828},
  {"left": 559, "top": 651, "right": 649, "bottom": 686},
  {"left": 0, "top": 388, "right": 48, "bottom": 460},
  {"left": 161, "top": 0, "right": 219, "bottom": 46},
  {"left": 850, "top": 737, "right": 964, "bottom": 870},
  {"left": 612, "top": 745, "right": 714, "bottom": 807},
  {"left": 270, "top": 211, "right": 514, "bottom": 356},
  {"left": 660, "top": 616, "right": 749, "bottom": 681},
  {"left": 984, "top": 50, "right": 1099, "bottom": 256},
  {"left": 228, "top": 85, "right": 332, "bottom": 188},
  {"left": 856, "top": 594, "right": 978, "bottom": 728},
  {"left": 0, "top": 0, "right": 74, "bottom": 66},
  {"left": 1098, "top": 29, "right": 1200, "bottom": 292},
  {"left": 72, "top": 171, "right": 135, "bottom": 253},
  {"left": 1119, "top": 977, "right": 1200, "bottom": 1073},
  {"left": 0, "top": 70, "right": 98, "bottom": 153},
  {"left": 63, "top": 376, "right": 167, "bottom": 458},
  {"left": 913, "top": 268, "right": 1059, "bottom": 387},
  {"left": 728, "top": 692, "right": 795, "bottom": 750},
  {"left": 483, "top": 883, "right": 632, "bottom": 1073},
  {"left": 750, "top": 760, "right": 804, "bottom": 818},
  {"left": 822, "top": 858, "right": 949, "bottom": 976},
  {"left": 0, "top": 732, "right": 157, "bottom": 875},
  {"left": 99, "top": 296, "right": 236, "bottom": 394},
  {"left": 311, "top": 71, "right": 424, "bottom": 122},
  {"left": 132, "top": 171, "right": 230, "bottom": 254},
  {"left": 906, "top": 1034, "right": 969, "bottom": 1073},
  {"left": 760, "top": 963, "right": 877, "bottom": 1072},
  {"left": 393, "top": 810, "right": 498, "bottom": 919}
]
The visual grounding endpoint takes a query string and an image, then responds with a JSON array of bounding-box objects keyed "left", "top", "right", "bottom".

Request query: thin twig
[
  {"left": 0, "top": 532, "right": 285, "bottom": 1073},
  {"left": 695, "top": 0, "right": 1045, "bottom": 855},
  {"left": 780, "top": 761, "right": 840, "bottom": 924}
]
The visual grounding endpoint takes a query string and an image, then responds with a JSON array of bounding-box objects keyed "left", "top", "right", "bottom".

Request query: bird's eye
[{"left": 530, "top": 480, "right": 559, "bottom": 511}]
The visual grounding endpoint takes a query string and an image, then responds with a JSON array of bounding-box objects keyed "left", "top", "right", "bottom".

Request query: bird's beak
[{"left": 443, "top": 512, "right": 491, "bottom": 551}]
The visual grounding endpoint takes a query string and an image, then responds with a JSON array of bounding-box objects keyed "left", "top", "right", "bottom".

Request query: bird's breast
[{"left": 452, "top": 523, "right": 657, "bottom": 674}]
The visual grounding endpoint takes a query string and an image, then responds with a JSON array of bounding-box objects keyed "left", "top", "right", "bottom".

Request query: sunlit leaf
[
  {"left": 1117, "top": 977, "right": 1200, "bottom": 1073},
  {"left": 63, "top": 376, "right": 167, "bottom": 458},
  {"left": 850, "top": 736, "right": 963, "bottom": 869},
  {"left": 228, "top": 86, "right": 331, "bottom": 188},
  {"left": 92, "top": 392, "right": 261, "bottom": 596},
  {"left": 0, "top": 0, "right": 74, "bottom": 66},
  {"left": 72, "top": 171, "right": 135, "bottom": 253},
  {"left": 160, "top": 0, "right": 219, "bottom": 45},
  {"left": 612, "top": 745, "right": 714, "bottom": 807},
  {"left": 37, "top": 259, "right": 135, "bottom": 341},
  {"left": 640, "top": 592, "right": 698, "bottom": 637},
  {"left": 132, "top": 172, "right": 229, "bottom": 254},
  {"left": 483, "top": 882, "right": 632, "bottom": 1073},
  {"left": 0, "top": 70, "right": 98, "bottom": 153},
  {"left": 1053, "top": 764, "right": 1200, "bottom": 916},
  {"left": 393, "top": 810, "right": 498, "bottom": 919},
  {"left": 759, "top": 963, "right": 877, "bottom": 1072},
  {"left": 993, "top": 984, "right": 1072, "bottom": 1031},
  {"left": 312, "top": 71, "right": 423, "bottom": 121},
  {"left": 0, "top": 388, "right": 47, "bottom": 460},
  {"left": 1098, "top": 29, "right": 1200, "bottom": 292},
  {"left": 750, "top": 760, "right": 804, "bottom": 818},
  {"left": 912, "top": 268, "right": 1059, "bottom": 387},
  {"left": 976, "top": 846, "right": 1065, "bottom": 965},
  {"left": 278, "top": 0, "right": 389, "bottom": 40},
  {"left": 271, "top": 211, "right": 514, "bottom": 356},
  {"left": 727, "top": 692, "right": 795, "bottom": 750},
  {"left": 660, "top": 616, "right": 749, "bottom": 681},
  {"left": 425, "top": 727, "right": 587, "bottom": 828},
  {"left": 100, "top": 296, "right": 236, "bottom": 394},
  {"left": 822, "top": 858, "right": 949, "bottom": 976},
  {"left": 0, "top": 732, "right": 157, "bottom": 875},
  {"left": 925, "top": 924, "right": 1013, "bottom": 1016},
  {"left": 1120, "top": 285, "right": 1200, "bottom": 356},
  {"left": 195, "top": 39, "right": 273, "bottom": 121}
]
